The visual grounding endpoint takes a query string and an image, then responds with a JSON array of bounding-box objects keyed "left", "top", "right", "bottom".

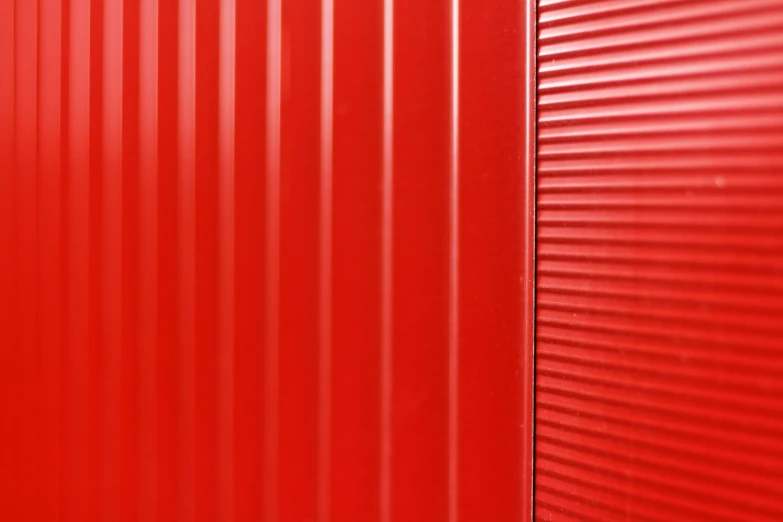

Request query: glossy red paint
[
  {"left": 0, "top": 0, "right": 535, "bottom": 521},
  {"left": 535, "top": 1, "right": 783, "bottom": 520},
  {"left": 458, "top": 0, "right": 533, "bottom": 520}
]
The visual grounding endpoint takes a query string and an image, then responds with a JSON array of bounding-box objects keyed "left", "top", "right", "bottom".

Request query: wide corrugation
[
  {"left": 0, "top": 1, "right": 534, "bottom": 521},
  {"left": 535, "top": 1, "right": 783, "bottom": 521}
]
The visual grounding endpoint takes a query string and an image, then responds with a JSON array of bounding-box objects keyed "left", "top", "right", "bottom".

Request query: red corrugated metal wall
[
  {"left": 0, "top": 0, "right": 535, "bottom": 521},
  {"left": 10, "top": 0, "right": 783, "bottom": 520},
  {"left": 535, "top": 0, "right": 783, "bottom": 520}
]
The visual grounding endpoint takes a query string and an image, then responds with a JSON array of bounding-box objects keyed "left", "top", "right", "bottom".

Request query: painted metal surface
[
  {"left": 535, "top": 0, "right": 783, "bottom": 520},
  {"left": 0, "top": 0, "right": 534, "bottom": 521}
]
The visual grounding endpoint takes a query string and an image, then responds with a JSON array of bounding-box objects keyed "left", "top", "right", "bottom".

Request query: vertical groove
[
  {"left": 1, "top": 2, "right": 17, "bottom": 517},
  {"left": 318, "top": 0, "right": 334, "bottom": 519},
  {"left": 138, "top": 0, "right": 159, "bottom": 519},
  {"left": 217, "top": 0, "right": 236, "bottom": 521},
  {"left": 177, "top": 1, "right": 197, "bottom": 520},
  {"left": 0, "top": 0, "right": 16, "bottom": 512},
  {"left": 380, "top": 0, "right": 394, "bottom": 520},
  {"left": 448, "top": 0, "right": 460, "bottom": 520},
  {"left": 58, "top": 0, "right": 69, "bottom": 518},
  {"left": 120, "top": 1, "right": 141, "bottom": 518},
  {"left": 523, "top": 1, "right": 536, "bottom": 521},
  {"left": 233, "top": 1, "right": 265, "bottom": 518},
  {"left": 37, "top": 0, "right": 63, "bottom": 518},
  {"left": 156, "top": 1, "right": 179, "bottom": 519},
  {"left": 16, "top": 0, "right": 40, "bottom": 517},
  {"left": 265, "top": 0, "right": 282, "bottom": 519},
  {"left": 87, "top": 0, "right": 103, "bottom": 514},
  {"left": 32, "top": 3, "right": 43, "bottom": 518}
]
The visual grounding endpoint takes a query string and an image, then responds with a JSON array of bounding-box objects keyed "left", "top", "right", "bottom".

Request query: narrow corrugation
[
  {"left": 380, "top": 1, "right": 394, "bottom": 521},
  {"left": 536, "top": 330, "right": 783, "bottom": 378},
  {"left": 536, "top": 414, "right": 783, "bottom": 475},
  {"left": 537, "top": 436, "right": 783, "bottom": 518},
  {"left": 0, "top": 3, "right": 16, "bottom": 513},
  {"left": 537, "top": 448, "right": 781, "bottom": 521},
  {"left": 177, "top": 2, "right": 197, "bottom": 520},
  {"left": 138, "top": 0, "right": 158, "bottom": 519},
  {"left": 264, "top": 1, "right": 282, "bottom": 521},
  {"left": 536, "top": 1, "right": 783, "bottom": 520},
  {"left": 448, "top": 1, "right": 459, "bottom": 521},
  {"left": 540, "top": 6, "right": 783, "bottom": 59},
  {"left": 537, "top": 277, "right": 783, "bottom": 317},
  {"left": 536, "top": 399, "right": 783, "bottom": 473},
  {"left": 539, "top": 0, "right": 781, "bottom": 44},
  {"left": 523, "top": 0, "right": 536, "bottom": 520},
  {"left": 539, "top": 0, "right": 689, "bottom": 28},
  {"left": 217, "top": 1, "right": 236, "bottom": 521},
  {"left": 2, "top": 5, "right": 19, "bottom": 520},
  {"left": 536, "top": 407, "right": 783, "bottom": 478},
  {"left": 537, "top": 485, "right": 638, "bottom": 522},
  {"left": 37, "top": 1, "right": 63, "bottom": 519},
  {"left": 66, "top": 1, "right": 92, "bottom": 519},
  {"left": 536, "top": 335, "right": 783, "bottom": 392},
  {"left": 540, "top": 71, "right": 783, "bottom": 109},
  {"left": 100, "top": 0, "right": 123, "bottom": 518},
  {"left": 318, "top": 1, "right": 334, "bottom": 521},
  {"left": 15, "top": 3, "right": 40, "bottom": 521},
  {"left": 538, "top": 290, "right": 783, "bottom": 336}
]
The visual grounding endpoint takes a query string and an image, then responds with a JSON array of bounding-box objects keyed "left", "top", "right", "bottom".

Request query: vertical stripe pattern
[{"left": 0, "top": 0, "right": 536, "bottom": 521}]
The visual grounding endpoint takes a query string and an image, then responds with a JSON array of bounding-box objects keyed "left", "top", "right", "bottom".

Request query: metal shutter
[{"left": 536, "top": 1, "right": 783, "bottom": 520}]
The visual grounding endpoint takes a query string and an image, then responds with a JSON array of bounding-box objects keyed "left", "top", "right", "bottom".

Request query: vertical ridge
[
  {"left": 138, "top": 0, "right": 159, "bottom": 519},
  {"left": 217, "top": 0, "right": 236, "bottom": 520},
  {"left": 318, "top": 0, "right": 334, "bottom": 519},
  {"left": 58, "top": 0, "right": 70, "bottom": 517},
  {"left": 380, "top": 0, "right": 394, "bottom": 520},
  {"left": 100, "top": 0, "right": 124, "bottom": 517},
  {"left": 265, "top": 0, "right": 282, "bottom": 520},
  {"left": 448, "top": 0, "right": 459, "bottom": 520},
  {"left": 66, "top": 0, "right": 91, "bottom": 518},
  {"left": 177, "top": 1, "right": 197, "bottom": 519},
  {"left": 87, "top": 1, "right": 104, "bottom": 515}
]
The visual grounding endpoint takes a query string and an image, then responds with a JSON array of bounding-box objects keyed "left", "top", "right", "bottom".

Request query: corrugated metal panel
[
  {"left": 0, "top": 0, "right": 535, "bottom": 521},
  {"left": 535, "top": 0, "right": 783, "bottom": 520}
]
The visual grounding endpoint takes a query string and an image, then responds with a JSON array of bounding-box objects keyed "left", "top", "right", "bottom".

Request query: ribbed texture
[
  {"left": 0, "top": 0, "right": 534, "bottom": 521},
  {"left": 536, "top": 1, "right": 783, "bottom": 521}
]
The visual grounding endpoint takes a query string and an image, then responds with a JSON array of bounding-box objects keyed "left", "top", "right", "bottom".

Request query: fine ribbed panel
[
  {"left": 0, "top": 1, "right": 535, "bottom": 521},
  {"left": 536, "top": 1, "right": 783, "bottom": 521}
]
